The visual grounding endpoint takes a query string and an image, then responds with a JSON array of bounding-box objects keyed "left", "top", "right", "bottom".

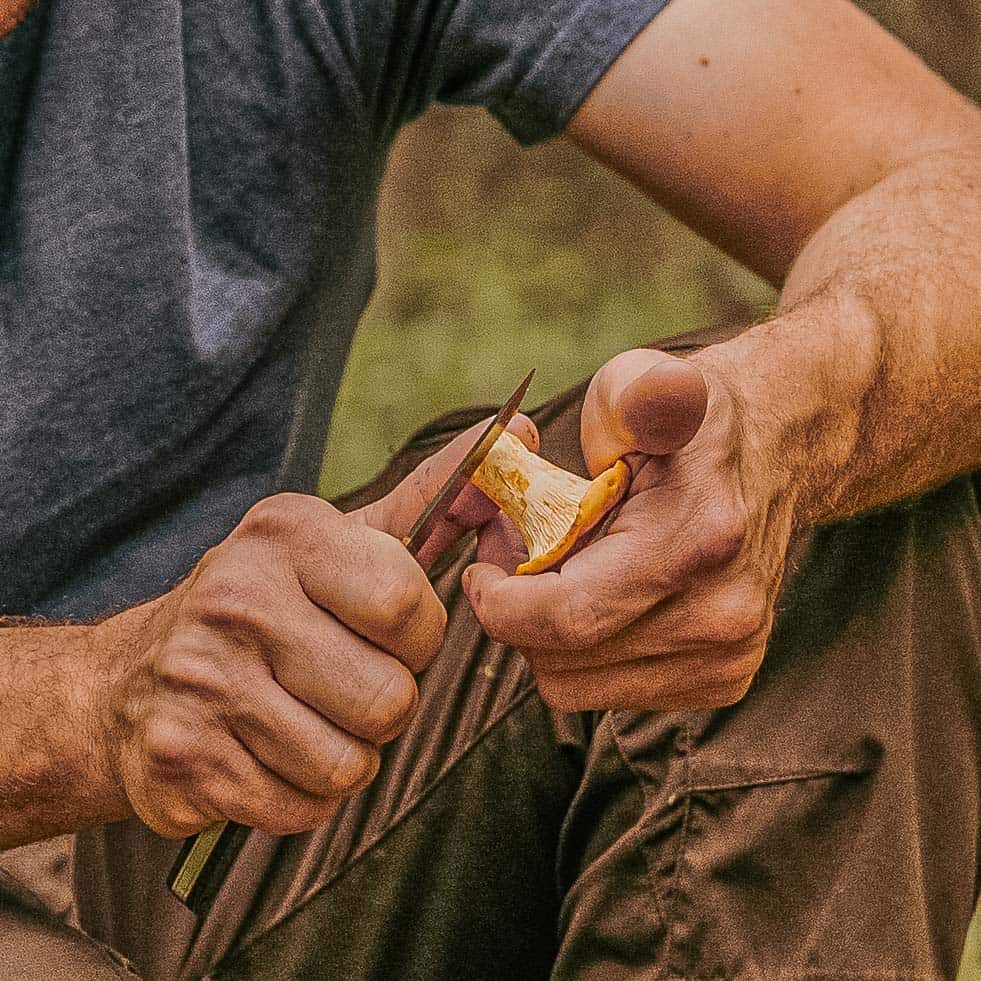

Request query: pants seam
[
  {"left": 605, "top": 714, "right": 668, "bottom": 932},
  {"left": 663, "top": 721, "right": 695, "bottom": 977},
  {"left": 220, "top": 680, "right": 539, "bottom": 965}
]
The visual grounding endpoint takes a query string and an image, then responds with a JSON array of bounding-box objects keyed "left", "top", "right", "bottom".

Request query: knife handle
[{"left": 167, "top": 819, "right": 251, "bottom": 917}]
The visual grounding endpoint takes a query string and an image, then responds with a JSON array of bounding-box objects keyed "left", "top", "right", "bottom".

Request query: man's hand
[
  {"left": 80, "top": 415, "right": 538, "bottom": 840},
  {"left": 465, "top": 0, "right": 981, "bottom": 714},
  {"left": 464, "top": 349, "right": 794, "bottom": 712}
]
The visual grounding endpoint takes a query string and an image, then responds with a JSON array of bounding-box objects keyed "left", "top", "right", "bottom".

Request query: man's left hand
[{"left": 463, "top": 348, "right": 795, "bottom": 712}]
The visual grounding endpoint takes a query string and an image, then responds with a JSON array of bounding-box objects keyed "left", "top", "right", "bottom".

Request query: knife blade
[
  {"left": 403, "top": 368, "right": 535, "bottom": 556},
  {"left": 168, "top": 369, "right": 535, "bottom": 917}
]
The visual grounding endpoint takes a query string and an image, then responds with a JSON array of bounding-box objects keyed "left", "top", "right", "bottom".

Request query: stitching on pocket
[
  {"left": 663, "top": 720, "right": 695, "bottom": 976},
  {"left": 690, "top": 760, "right": 877, "bottom": 794},
  {"left": 689, "top": 737, "right": 883, "bottom": 795}
]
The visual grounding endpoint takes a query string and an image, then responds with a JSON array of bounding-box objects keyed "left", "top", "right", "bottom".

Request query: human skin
[
  {"left": 0, "top": 417, "right": 539, "bottom": 848},
  {"left": 463, "top": 0, "right": 981, "bottom": 711},
  {"left": 4, "top": 0, "right": 980, "bottom": 846}
]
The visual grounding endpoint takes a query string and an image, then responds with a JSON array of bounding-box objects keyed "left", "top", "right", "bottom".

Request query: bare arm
[
  {"left": 1, "top": 418, "right": 536, "bottom": 849},
  {"left": 1, "top": 544, "right": 412, "bottom": 850},
  {"left": 0, "top": 619, "right": 128, "bottom": 848},
  {"left": 566, "top": 0, "right": 981, "bottom": 521},
  {"left": 757, "top": 150, "right": 980, "bottom": 523},
  {"left": 466, "top": 0, "right": 980, "bottom": 710}
]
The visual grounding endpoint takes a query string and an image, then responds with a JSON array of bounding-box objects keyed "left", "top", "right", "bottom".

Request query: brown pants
[{"left": 4, "top": 327, "right": 980, "bottom": 979}]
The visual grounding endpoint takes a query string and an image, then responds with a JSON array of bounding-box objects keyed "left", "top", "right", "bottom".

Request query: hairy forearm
[
  {"left": 694, "top": 145, "right": 981, "bottom": 526},
  {"left": 0, "top": 619, "right": 130, "bottom": 849}
]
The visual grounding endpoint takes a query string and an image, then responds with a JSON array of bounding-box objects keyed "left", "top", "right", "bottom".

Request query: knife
[{"left": 168, "top": 369, "right": 535, "bottom": 917}]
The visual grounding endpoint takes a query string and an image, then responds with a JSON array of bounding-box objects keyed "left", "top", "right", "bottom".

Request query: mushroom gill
[{"left": 472, "top": 430, "right": 629, "bottom": 575}]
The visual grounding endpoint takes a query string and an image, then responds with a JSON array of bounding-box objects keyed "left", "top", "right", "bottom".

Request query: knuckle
[
  {"left": 372, "top": 573, "right": 427, "bottom": 639},
  {"left": 361, "top": 667, "right": 419, "bottom": 742},
  {"left": 186, "top": 566, "right": 274, "bottom": 639},
  {"left": 718, "top": 651, "right": 762, "bottom": 689},
  {"left": 324, "top": 740, "right": 381, "bottom": 797},
  {"left": 695, "top": 647, "right": 764, "bottom": 694},
  {"left": 700, "top": 586, "right": 769, "bottom": 646},
  {"left": 553, "top": 592, "right": 609, "bottom": 651},
  {"left": 142, "top": 718, "right": 198, "bottom": 776},
  {"left": 237, "top": 493, "right": 310, "bottom": 540},
  {"left": 144, "top": 805, "right": 208, "bottom": 839},
  {"left": 474, "top": 602, "right": 508, "bottom": 645},
  {"left": 695, "top": 500, "right": 748, "bottom": 570},
  {"left": 153, "top": 641, "right": 226, "bottom": 700}
]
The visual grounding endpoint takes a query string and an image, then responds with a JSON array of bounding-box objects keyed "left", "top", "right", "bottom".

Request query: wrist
[
  {"left": 74, "top": 618, "right": 133, "bottom": 827},
  {"left": 689, "top": 289, "right": 880, "bottom": 527},
  {"left": 0, "top": 618, "right": 133, "bottom": 848},
  {"left": 88, "top": 600, "right": 169, "bottom": 824},
  {"left": 688, "top": 348, "right": 799, "bottom": 541}
]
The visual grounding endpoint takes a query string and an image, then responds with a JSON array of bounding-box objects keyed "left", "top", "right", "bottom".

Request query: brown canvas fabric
[
  {"left": 3, "top": 325, "right": 980, "bottom": 978},
  {"left": 0, "top": 867, "right": 139, "bottom": 979}
]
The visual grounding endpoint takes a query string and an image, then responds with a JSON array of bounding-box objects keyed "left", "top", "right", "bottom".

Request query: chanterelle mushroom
[{"left": 472, "top": 430, "right": 630, "bottom": 575}]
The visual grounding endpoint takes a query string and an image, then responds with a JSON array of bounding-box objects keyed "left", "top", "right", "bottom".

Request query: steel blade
[{"left": 403, "top": 369, "right": 535, "bottom": 555}]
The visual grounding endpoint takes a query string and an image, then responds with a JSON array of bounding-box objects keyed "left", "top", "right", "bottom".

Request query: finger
[
  {"left": 225, "top": 670, "right": 387, "bottom": 797},
  {"left": 534, "top": 643, "right": 764, "bottom": 713},
  {"left": 474, "top": 512, "right": 527, "bottom": 574},
  {"left": 292, "top": 525, "right": 447, "bottom": 671},
  {"left": 466, "top": 459, "right": 753, "bottom": 652},
  {"left": 261, "top": 601, "right": 420, "bottom": 741},
  {"left": 355, "top": 414, "right": 539, "bottom": 568},
  {"left": 193, "top": 733, "right": 372, "bottom": 836},
  {"left": 463, "top": 516, "right": 680, "bottom": 651},
  {"left": 525, "top": 576, "right": 769, "bottom": 673},
  {"left": 581, "top": 349, "right": 708, "bottom": 473},
  {"left": 141, "top": 631, "right": 389, "bottom": 812},
  {"left": 130, "top": 721, "right": 366, "bottom": 838}
]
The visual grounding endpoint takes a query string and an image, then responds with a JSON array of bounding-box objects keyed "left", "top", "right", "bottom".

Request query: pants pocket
[{"left": 555, "top": 719, "right": 940, "bottom": 980}]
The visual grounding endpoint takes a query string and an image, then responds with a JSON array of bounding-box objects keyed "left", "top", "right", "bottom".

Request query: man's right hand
[{"left": 93, "top": 415, "right": 537, "bottom": 839}]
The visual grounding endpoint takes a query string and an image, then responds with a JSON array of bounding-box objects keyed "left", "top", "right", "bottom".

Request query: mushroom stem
[{"left": 472, "top": 431, "right": 629, "bottom": 575}]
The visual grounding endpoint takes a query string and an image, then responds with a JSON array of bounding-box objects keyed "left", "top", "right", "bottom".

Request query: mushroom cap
[{"left": 516, "top": 460, "right": 630, "bottom": 575}]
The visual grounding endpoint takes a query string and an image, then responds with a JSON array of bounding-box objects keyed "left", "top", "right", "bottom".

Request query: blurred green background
[
  {"left": 320, "top": 1, "right": 980, "bottom": 500},
  {"left": 318, "top": 111, "right": 776, "bottom": 496}
]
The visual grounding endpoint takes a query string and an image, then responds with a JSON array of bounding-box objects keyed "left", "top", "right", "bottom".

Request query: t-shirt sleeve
[{"left": 348, "top": 0, "right": 674, "bottom": 145}]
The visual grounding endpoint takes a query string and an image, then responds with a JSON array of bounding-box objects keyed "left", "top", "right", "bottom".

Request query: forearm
[
  {"left": 0, "top": 618, "right": 131, "bottom": 849},
  {"left": 694, "top": 145, "right": 981, "bottom": 526}
]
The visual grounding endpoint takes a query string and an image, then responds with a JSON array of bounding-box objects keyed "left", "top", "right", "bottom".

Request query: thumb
[
  {"left": 581, "top": 348, "right": 708, "bottom": 474},
  {"left": 355, "top": 413, "right": 539, "bottom": 570}
]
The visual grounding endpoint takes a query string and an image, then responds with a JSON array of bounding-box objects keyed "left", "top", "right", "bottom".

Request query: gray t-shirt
[{"left": 0, "top": 0, "right": 669, "bottom": 619}]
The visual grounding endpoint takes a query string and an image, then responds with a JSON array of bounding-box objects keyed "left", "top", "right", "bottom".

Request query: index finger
[
  {"left": 463, "top": 524, "right": 674, "bottom": 652},
  {"left": 355, "top": 414, "right": 540, "bottom": 571}
]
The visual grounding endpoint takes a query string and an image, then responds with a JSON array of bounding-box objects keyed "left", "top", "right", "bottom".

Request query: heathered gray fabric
[{"left": 0, "top": 0, "right": 670, "bottom": 620}]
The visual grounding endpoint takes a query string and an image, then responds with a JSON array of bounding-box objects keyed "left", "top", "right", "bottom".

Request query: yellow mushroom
[{"left": 472, "top": 430, "right": 630, "bottom": 575}]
